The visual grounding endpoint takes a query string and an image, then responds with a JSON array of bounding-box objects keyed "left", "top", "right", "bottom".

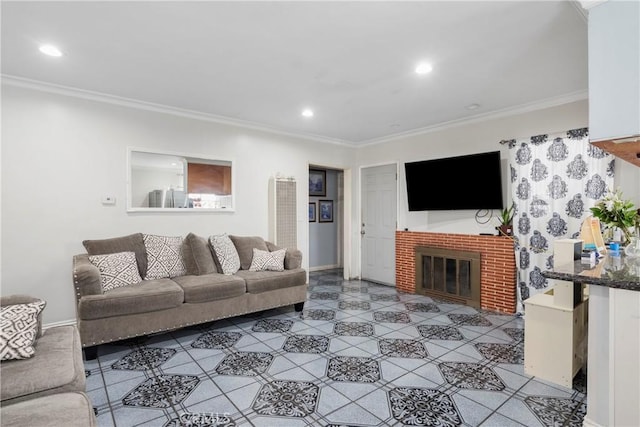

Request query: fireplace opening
[{"left": 415, "top": 246, "right": 481, "bottom": 308}]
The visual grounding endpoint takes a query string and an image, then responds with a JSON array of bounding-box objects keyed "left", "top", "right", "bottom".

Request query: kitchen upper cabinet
[{"left": 588, "top": 0, "right": 640, "bottom": 142}]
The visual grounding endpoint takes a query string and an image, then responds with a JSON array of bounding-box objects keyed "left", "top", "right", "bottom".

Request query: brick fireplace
[{"left": 396, "top": 231, "right": 517, "bottom": 313}]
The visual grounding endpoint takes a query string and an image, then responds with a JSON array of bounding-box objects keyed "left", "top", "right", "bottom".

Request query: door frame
[
  {"left": 358, "top": 161, "right": 400, "bottom": 281},
  {"left": 307, "top": 163, "right": 352, "bottom": 281}
]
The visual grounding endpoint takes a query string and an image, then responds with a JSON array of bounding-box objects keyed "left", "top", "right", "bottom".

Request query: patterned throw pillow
[
  {"left": 0, "top": 300, "right": 46, "bottom": 360},
  {"left": 209, "top": 234, "right": 241, "bottom": 275},
  {"left": 143, "top": 234, "right": 187, "bottom": 279},
  {"left": 89, "top": 251, "right": 143, "bottom": 291},
  {"left": 249, "top": 248, "right": 286, "bottom": 272}
]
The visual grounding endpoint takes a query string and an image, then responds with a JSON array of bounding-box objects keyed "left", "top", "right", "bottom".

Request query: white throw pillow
[
  {"left": 143, "top": 234, "right": 187, "bottom": 279},
  {"left": 249, "top": 248, "right": 286, "bottom": 272},
  {"left": 209, "top": 234, "right": 241, "bottom": 275},
  {"left": 0, "top": 300, "right": 46, "bottom": 360},
  {"left": 89, "top": 251, "right": 142, "bottom": 291}
]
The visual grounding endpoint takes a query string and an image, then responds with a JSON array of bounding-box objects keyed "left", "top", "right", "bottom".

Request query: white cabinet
[
  {"left": 588, "top": 0, "right": 640, "bottom": 141},
  {"left": 524, "top": 282, "right": 588, "bottom": 388},
  {"left": 584, "top": 285, "right": 640, "bottom": 427}
]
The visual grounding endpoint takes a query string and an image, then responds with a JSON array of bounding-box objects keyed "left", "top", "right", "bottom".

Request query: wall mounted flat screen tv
[{"left": 405, "top": 151, "right": 504, "bottom": 211}]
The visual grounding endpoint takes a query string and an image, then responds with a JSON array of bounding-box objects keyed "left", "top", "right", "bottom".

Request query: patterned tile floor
[{"left": 85, "top": 269, "right": 587, "bottom": 426}]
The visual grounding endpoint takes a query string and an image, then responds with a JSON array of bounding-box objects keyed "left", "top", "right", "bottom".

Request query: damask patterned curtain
[{"left": 502, "top": 128, "right": 614, "bottom": 313}]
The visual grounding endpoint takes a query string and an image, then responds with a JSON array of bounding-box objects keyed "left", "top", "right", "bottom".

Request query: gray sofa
[
  {"left": 0, "top": 295, "right": 96, "bottom": 427},
  {"left": 72, "top": 233, "right": 307, "bottom": 359}
]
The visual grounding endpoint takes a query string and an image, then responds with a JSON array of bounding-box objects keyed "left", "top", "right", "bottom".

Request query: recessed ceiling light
[
  {"left": 466, "top": 103, "right": 481, "bottom": 110},
  {"left": 39, "top": 44, "right": 63, "bottom": 57},
  {"left": 301, "top": 109, "right": 314, "bottom": 118},
  {"left": 415, "top": 62, "right": 433, "bottom": 75}
]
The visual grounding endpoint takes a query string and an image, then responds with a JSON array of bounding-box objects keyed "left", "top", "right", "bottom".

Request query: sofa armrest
[
  {"left": 284, "top": 249, "right": 302, "bottom": 270},
  {"left": 266, "top": 241, "right": 302, "bottom": 270},
  {"left": 72, "top": 254, "right": 103, "bottom": 299}
]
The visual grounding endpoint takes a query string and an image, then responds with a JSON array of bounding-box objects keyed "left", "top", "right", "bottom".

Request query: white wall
[
  {"left": 356, "top": 101, "right": 583, "bottom": 232},
  {"left": 3, "top": 87, "right": 637, "bottom": 325},
  {"left": 1, "top": 84, "right": 356, "bottom": 324},
  {"left": 351, "top": 99, "right": 639, "bottom": 277}
]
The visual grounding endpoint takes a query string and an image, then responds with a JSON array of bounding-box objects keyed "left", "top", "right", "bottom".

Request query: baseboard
[
  {"left": 309, "top": 264, "right": 341, "bottom": 272},
  {"left": 43, "top": 318, "right": 77, "bottom": 330},
  {"left": 581, "top": 416, "right": 604, "bottom": 427}
]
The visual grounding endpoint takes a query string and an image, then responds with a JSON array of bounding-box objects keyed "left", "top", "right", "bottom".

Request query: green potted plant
[
  {"left": 590, "top": 188, "right": 639, "bottom": 245},
  {"left": 497, "top": 205, "right": 515, "bottom": 237}
]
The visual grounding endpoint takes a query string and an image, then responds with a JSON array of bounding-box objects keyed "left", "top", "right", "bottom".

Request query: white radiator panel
[{"left": 269, "top": 179, "right": 297, "bottom": 249}]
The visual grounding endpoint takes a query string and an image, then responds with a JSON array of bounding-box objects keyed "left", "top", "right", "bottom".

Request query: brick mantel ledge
[{"left": 396, "top": 230, "right": 517, "bottom": 313}]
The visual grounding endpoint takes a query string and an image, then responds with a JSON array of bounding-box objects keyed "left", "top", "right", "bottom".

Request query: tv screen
[{"left": 404, "top": 151, "right": 504, "bottom": 211}]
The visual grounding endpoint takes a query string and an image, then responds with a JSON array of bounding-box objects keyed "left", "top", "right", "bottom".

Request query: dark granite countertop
[{"left": 543, "top": 254, "right": 640, "bottom": 291}]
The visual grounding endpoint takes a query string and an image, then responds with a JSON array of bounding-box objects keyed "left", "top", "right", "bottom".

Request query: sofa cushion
[
  {"left": 249, "top": 248, "right": 286, "bottom": 272},
  {"left": 0, "top": 326, "right": 85, "bottom": 403},
  {"left": 172, "top": 274, "right": 246, "bottom": 303},
  {"left": 182, "top": 233, "right": 218, "bottom": 275},
  {"left": 209, "top": 234, "right": 240, "bottom": 275},
  {"left": 78, "top": 279, "right": 184, "bottom": 320},
  {"left": 0, "top": 300, "right": 46, "bottom": 361},
  {"left": 143, "top": 234, "right": 187, "bottom": 279},
  {"left": 88, "top": 251, "right": 142, "bottom": 292},
  {"left": 0, "top": 392, "right": 96, "bottom": 427},
  {"left": 83, "top": 233, "right": 148, "bottom": 277},
  {"left": 229, "top": 235, "right": 269, "bottom": 270},
  {"left": 235, "top": 268, "right": 306, "bottom": 294}
]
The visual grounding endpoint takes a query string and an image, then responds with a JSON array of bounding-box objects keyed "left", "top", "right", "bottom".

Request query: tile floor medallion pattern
[
  {"left": 85, "top": 269, "right": 587, "bottom": 426},
  {"left": 215, "top": 352, "right": 274, "bottom": 376},
  {"left": 417, "top": 325, "right": 465, "bottom": 341},
  {"left": 370, "top": 294, "right": 400, "bottom": 302},
  {"left": 300, "top": 309, "right": 336, "bottom": 321},
  {"left": 403, "top": 302, "right": 440, "bottom": 313},
  {"left": 283, "top": 335, "right": 330, "bottom": 354},
  {"left": 438, "top": 362, "right": 506, "bottom": 391},
  {"left": 378, "top": 339, "right": 428, "bottom": 359},
  {"left": 112, "top": 348, "right": 177, "bottom": 370},
  {"left": 333, "top": 321, "right": 375, "bottom": 337},
  {"left": 253, "top": 380, "right": 319, "bottom": 417},
  {"left": 191, "top": 332, "right": 243, "bottom": 350},
  {"left": 327, "top": 356, "right": 381, "bottom": 383},
  {"left": 338, "top": 300, "right": 371, "bottom": 311},
  {"left": 122, "top": 374, "right": 199, "bottom": 408},
  {"left": 388, "top": 387, "right": 462, "bottom": 426}
]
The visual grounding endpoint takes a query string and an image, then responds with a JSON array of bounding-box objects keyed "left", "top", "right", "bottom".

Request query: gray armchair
[{"left": 0, "top": 294, "right": 96, "bottom": 426}]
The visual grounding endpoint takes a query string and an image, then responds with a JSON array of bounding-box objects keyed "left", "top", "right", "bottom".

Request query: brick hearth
[{"left": 396, "top": 231, "right": 517, "bottom": 313}]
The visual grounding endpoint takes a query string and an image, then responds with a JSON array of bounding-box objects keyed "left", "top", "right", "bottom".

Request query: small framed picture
[
  {"left": 309, "top": 202, "right": 317, "bottom": 222},
  {"left": 309, "top": 169, "right": 326, "bottom": 196},
  {"left": 319, "top": 200, "right": 333, "bottom": 223}
]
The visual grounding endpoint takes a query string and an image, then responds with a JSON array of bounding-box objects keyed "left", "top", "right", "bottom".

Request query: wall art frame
[
  {"left": 319, "top": 199, "right": 334, "bottom": 223},
  {"left": 309, "top": 202, "right": 317, "bottom": 222},
  {"left": 309, "top": 169, "right": 326, "bottom": 196}
]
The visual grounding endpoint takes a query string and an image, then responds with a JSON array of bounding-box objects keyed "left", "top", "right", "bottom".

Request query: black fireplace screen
[{"left": 415, "top": 247, "right": 481, "bottom": 307}]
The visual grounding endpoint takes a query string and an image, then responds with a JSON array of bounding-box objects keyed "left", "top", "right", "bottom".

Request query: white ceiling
[{"left": 1, "top": 1, "right": 588, "bottom": 146}]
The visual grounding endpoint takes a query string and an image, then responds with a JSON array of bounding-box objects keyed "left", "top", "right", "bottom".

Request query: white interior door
[{"left": 361, "top": 164, "right": 397, "bottom": 285}]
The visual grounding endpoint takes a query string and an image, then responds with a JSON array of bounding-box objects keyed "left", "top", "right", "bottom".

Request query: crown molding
[
  {"left": 1, "top": 74, "right": 588, "bottom": 150},
  {"left": 0, "top": 74, "right": 352, "bottom": 148},
  {"left": 570, "top": 0, "right": 589, "bottom": 23},
  {"left": 578, "top": 1, "right": 608, "bottom": 10},
  {"left": 358, "top": 90, "right": 589, "bottom": 148}
]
